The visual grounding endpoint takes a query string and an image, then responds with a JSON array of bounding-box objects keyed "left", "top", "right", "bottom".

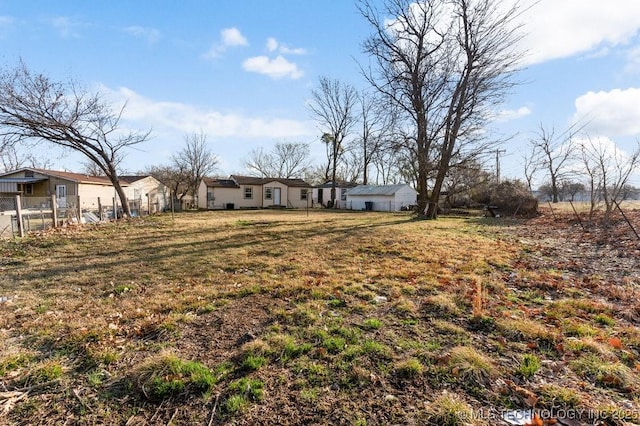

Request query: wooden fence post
[
  {"left": 51, "top": 195, "right": 58, "bottom": 228},
  {"left": 98, "top": 197, "right": 102, "bottom": 220},
  {"left": 77, "top": 196, "right": 82, "bottom": 223},
  {"left": 15, "top": 195, "right": 24, "bottom": 238}
]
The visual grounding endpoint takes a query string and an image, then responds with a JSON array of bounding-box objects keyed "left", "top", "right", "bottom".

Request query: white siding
[
  {"left": 286, "top": 187, "right": 311, "bottom": 209},
  {"left": 124, "top": 177, "right": 169, "bottom": 213},
  {"left": 346, "top": 185, "right": 417, "bottom": 211},
  {"left": 311, "top": 187, "right": 349, "bottom": 208},
  {"left": 394, "top": 186, "right": 418, "bottom": 209},
  {"left": 197, "top": 180, "right": 208, "bottom": 209},
  {"left": 263, "top": 181, "right": 288, "bottom": 207},
  {"left": 203, "top": 185, "right": 262, "bottom": 209},
  {"left": 348, "top": 194, "right": 395, "bottom": 211}
]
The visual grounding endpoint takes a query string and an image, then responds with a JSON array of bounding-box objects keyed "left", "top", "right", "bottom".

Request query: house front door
[
  {"left": 274, "top": 188, "right": 281, "bottom": 206},
  {"left": 318, "top": 188, "right": 323, "bottom": 205},
  {"left": 56, "top": 185, "right": 67, "bottom": 208}
]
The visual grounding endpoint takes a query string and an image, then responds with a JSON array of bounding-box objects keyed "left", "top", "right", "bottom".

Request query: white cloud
[
  {"left": 242, "top": 55, "right": 303, "bottom": 79},
  {"left": 103, "top": 86, "right": 312, "bottom": 140},
  {"left": 572, "top": 88, "right": 640, "bottom": 136},
  {"left": 124, "top": 26, "right": 161, "bottom": 44},
  {"left": 95, "top": 85, "right": 315, "bottom": 172},
  {"left": 280, "top": 45, "right": 307, "bottom": 55},
  {"left": 221, "top": 27, "right": 248, "bottom": 47},
  {"left": 264, "top": 37, "right": 306, "bottom": 55},
  {"left": 494, "top": 106, "right": 532, "bottom": 122},
  {"left": 266, "top": 37, "right": 278, "bottom": 52},
  {"left": 49, "top": 16, "right": 84, "bottom": 38},
  {"left": 517, "top": 0, "right": 640, "bottom": 65},
  {"left": 203, "top": 27, "right": 248, "bottom": 59}
]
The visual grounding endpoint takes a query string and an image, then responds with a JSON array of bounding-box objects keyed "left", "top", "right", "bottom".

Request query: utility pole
[{"left": 494, "top": 149, "right": 506, "bottom": 183}]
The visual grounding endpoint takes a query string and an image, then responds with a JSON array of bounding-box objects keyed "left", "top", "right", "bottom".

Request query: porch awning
[{"left": 0, "top": 177, "right": 48, "bottom": 183}]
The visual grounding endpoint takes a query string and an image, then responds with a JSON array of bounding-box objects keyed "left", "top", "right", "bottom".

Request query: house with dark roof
[
  {"left": 312, "top": 181, "right": 358, "bottom": 208},
  {"left": 197, "top": 175, "right": 312, "bottom": 210}
]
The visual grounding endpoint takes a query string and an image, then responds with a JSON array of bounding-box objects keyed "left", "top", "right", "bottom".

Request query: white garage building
[{"left": 346, "top": 184, "right": 417, "bottom": 212}]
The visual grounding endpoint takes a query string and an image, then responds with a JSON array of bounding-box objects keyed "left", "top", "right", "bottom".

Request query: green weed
[{"left": 517, "top": 354, "right": 540, "bottom": 379}]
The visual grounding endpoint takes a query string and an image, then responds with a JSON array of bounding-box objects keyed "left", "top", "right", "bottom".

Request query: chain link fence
[
  {"left": 1, "top": 194, "right": 150, "bottom": 238},
  {"left": 0, "top": 197, "right": 17, "bottom": 238}
]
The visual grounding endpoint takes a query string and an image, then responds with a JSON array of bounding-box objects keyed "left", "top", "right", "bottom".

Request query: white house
[
  {"left": 198, "top": 175, "right": 312, "bottom": 210},
  {"left": 346, "top": 184, "right": 417, "bottom": 212},
  {"left": 120, "top": 175, "right": 169, "bottom": 214},
  {"left": 312, "top": 181, "right": 357, "bottom": 208}
]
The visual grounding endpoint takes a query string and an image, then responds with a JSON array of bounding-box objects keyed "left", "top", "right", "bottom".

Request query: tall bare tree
[
  {"left": 579, "top": 137, "right": 640, "bottom": 224},
  {"left": 354, "top": 91, "right": 397, "bottom": 184},
  {"left": 172, "top": 131, "right": 219, "bottom": 201},
  {"left": 359, "top": 0, "right": 524, "bottom": 218},
  {"left": 244, "top": 141, "right": 311, "bottom": 178},
  {"left": 307, "top": 76, "right": 358, "bottom": 207},
  {"left": 0, "top": 61, "right": 150, "bottom": 217},
  {"left": 528, "top": 124, "right": 579, "bottom": 203}
]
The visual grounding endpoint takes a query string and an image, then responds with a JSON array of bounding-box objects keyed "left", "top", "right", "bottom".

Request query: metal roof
[
  {"left": 346, "top": 184, "right": 414, "bottom": 196},
  {"left": 0, "top": 177, "right": 48, "bottom": 184},
  {"left": 0, "top": 168, "right": 128, "bottom": 186}
]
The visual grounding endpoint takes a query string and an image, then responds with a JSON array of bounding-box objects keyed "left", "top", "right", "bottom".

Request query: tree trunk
[
  {"left": 106, "top": 163, "right": 131, "bottom": 218},
  {"left": 331, "top": 141, "right": 339, "bottom": 208}
]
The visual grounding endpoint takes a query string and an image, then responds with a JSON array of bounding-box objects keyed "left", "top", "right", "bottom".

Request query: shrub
[{"left": 473, "top": 179, "right": 538, "bottom": 217}]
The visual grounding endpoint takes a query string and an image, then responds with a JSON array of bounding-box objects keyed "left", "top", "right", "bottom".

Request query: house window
[
  {"left": 244, "top": 186, "right": 253, "bottom": 199},
  {"left": 265, "top": 187, "right": 273, "bottom": 200},
  {"left": 17, "top": 183, "right": 33, "bottom": 195},
  {"left": 341, "top": 189, "right": 347, "bottom": 201},
  {"left": 24, "top": 171, "right": 34, "bottom": 178},
  {"left": 300, "top": 188, "right": 308, "bottom": 200}
]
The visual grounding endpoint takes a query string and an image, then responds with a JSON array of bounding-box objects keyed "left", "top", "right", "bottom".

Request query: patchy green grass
[{"left": 0, "top": 209, "right": 638, "bottom": 424}]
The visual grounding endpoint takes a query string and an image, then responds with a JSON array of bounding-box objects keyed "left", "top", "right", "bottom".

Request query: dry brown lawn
[{"left": 1, "top": 208, "right": 639, "bottom": 425}]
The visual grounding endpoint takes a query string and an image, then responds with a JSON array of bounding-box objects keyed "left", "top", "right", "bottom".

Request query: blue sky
[{"left": 1, "top": 0, "right": 640, "bottom": 185}]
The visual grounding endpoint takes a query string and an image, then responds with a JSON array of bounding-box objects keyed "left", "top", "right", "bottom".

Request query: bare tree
[
  {"left": 442, "top": 159, "right": 492, "bottom": 208},
  {"left": 244, "top": 141, "right": 311, "bottom": 178},
  {"left": 146, "top": 164, "right": 190, "bottom": 203},
  {"left": 354, "top": 91, "right": 397, "bottom": 184},
  {"left": 579, "top": 137, "right": 640, "bottom": 224},
  {"left": 81, "top": 160, "right": 107, "bottom": 176},
  {"left": 358, "top": 0, "right": 524, "bottom": 218},
  {"left": 172, "top": 131, "right": 219, "bottom": 201},
  {"left": 338, "top": 149, "right": 364, "bottom": 184},
  {"left": 0, "top": 61, "right": 150, "bottom": 217},
  {"left": 528, "top": 124, "right": 579, "bottom": 203},
  {"left": 522, "top": 151, "right": 538, "bottom": 193},
  {"left": 307, "top": 77, "right": 358, "bottom": 207}
]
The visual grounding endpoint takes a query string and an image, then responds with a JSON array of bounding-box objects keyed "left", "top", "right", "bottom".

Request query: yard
[{"left": 1, "top": 208, "right": 639, "bottom": 425}]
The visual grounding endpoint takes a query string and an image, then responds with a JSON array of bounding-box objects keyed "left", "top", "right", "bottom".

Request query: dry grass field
[{"left": 1, "top": 208, "right": 639, "bottom": 425}]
